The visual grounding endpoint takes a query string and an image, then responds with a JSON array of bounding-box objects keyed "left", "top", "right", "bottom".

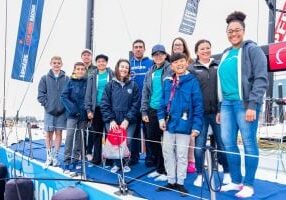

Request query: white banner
[{"left": 179, "top": 0, "right": 200, "bottom": 35}]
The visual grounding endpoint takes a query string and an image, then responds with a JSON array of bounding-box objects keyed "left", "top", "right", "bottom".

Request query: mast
[
  {"left": 86, "top": 0, "right": 94, "bottom": 51},
  {"left": 265, "top": 0, "right": 276, "bottom": 124},
  {"left": 1, "top": 0, "right": 8, "bottom": 146}
]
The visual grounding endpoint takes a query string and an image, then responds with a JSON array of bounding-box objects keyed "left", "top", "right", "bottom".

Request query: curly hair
[{"left": 226, "top": 11, "right": 246, "bottom": 28}]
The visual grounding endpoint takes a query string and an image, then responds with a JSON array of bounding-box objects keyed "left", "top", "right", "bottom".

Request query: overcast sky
[{"left": 0, "top": 0, "right": 285, "bottom": 119}]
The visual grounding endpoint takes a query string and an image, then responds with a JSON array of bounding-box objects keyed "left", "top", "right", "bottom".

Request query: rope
[
  {"left": 256, "top": 0, "right": 260, "bottom": 43},
  {"left": 8, "top": 124, "right": 286, "bottom": 162},
  {"left": 159, "top": 0, "right": 164, "bottom": 43},
  {"left": 8, "top": 140, "right": 207, "bottom": 199},
  {"left": 16, "top": 0, "right": 66, "bottom": 115},
  {"left": 117, "top": 0, "right": 133, "bottom": 43}
]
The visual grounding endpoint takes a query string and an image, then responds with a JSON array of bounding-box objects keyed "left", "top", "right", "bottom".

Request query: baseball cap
[
  {"left": 95, "top": 54, "right": 109, "bottom": 62},
  {"left": 151, "top": 44, "right": 166, "bottom": 56},
  {"left": 81, "top": 49, "right": 92, "bottom": 56}
]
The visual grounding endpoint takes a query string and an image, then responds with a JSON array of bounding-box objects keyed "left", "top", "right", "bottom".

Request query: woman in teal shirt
[{"left": 217, "top": 11, "right": 268, "bottom": 198}]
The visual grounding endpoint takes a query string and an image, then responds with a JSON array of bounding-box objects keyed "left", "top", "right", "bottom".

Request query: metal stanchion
[
  {"left": 206, "top": 147, "right": 216, "bottom": 200},
  {"left": 27, "top": 121, "right": 33, "bottom": 159},
  {"left": 81, "top": 129, "right": 87, "bottom": 180}
]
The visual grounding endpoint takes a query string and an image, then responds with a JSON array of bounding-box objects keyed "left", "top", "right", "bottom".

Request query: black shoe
[
  {"left": 91, "top": 160, "right": 102, "bottom": 165},
  {"left": 145, "top": 160, "right": 155, "bottom": 167},
  {"left": 129, "top": 159, "right": 139, "bottom": 166},
  {"left": 156, "top": 183, "right": 177, "bottom": 192},
  {"left": 176, "top": 184, "right": 188, "bottom": 197}
]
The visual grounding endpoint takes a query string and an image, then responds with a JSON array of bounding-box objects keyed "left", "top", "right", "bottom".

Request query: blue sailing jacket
[
  {"left": 157, "top": 73, "right": 204, "bottom": 134},
  {"left": 61, "top": 77, "right": 87, "bottom": 121}
]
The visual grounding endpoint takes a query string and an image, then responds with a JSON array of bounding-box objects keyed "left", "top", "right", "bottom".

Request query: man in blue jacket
[
  {"left": 130, "top": 39, "right": 153, "bottom": 166},
  {"left": 157, "top": 53, "right": 203, "bottom": 196}
]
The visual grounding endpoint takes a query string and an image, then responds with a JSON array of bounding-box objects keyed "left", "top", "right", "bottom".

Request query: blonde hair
[{"left": 50, "top": 56, "right": 62, "bottom": 63}]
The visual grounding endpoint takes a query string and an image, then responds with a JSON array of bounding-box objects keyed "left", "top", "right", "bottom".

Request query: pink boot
[{"left": 187, "top": 161, "right": 196, "bottom": 173}]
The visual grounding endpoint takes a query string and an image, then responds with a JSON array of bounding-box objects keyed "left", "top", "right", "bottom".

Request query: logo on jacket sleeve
[{"left": 127, "top": 89, "right": 133, "bottom": 94}]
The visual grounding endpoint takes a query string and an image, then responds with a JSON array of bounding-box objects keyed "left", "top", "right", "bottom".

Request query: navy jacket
[
  {"left": 101, "top": 78, "right": 140, "bottom": 124},
  {"left": 157, "top": 73, "right": 204, "bottom": 135},
  {"left": 37, "top": 70, "right": 69, "bottom": 116},
  {"left": 84, "top": 68, "right": 114, "bottom": 113},
  {"left": 61, "top": 76, "right": 87, "bottom": 121}
]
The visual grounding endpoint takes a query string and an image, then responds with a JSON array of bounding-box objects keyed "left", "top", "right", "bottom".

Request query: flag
[
  {"left": 179, "top": 0, "right": 200, "bottom": 35},
  {"left": 11, "top": 0, "right": 44, "bottom": 82}
]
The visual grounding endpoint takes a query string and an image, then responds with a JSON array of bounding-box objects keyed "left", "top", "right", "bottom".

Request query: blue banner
[
  {"left": 11, "top": 0, "right": 44, "bottom": 82},
  {"left": 179, "top": 0, "right": 200, "bottom": 35}
]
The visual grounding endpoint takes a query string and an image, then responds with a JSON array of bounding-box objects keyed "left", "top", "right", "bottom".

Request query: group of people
[{"left": 37, "top": 11, "right": 268, "bottom": 198}]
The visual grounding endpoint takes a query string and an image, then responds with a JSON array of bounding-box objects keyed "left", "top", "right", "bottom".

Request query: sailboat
[{"left": 1, "top": 0, "right": 286, "bottom": 199}]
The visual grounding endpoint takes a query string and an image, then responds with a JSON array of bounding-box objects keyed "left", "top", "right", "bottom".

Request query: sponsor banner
[
  {"left": 179, "top": 0, "right": 200, "bottom": 35},
  {"left": 275, "top": 1, "right": 286, "bottom": 42},
  {"left": 0, "top": 147, "right": 116, "bottom": 200},
  {"left": 11, "top": 0, "right": 44, "bottom": 82},
  {"left": 268, "top": 41, "right": 286, "bottom": 72}
]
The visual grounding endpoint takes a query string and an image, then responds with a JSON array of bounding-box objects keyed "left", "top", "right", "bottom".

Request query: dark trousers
[
  {"left": 145, "top": 108, "right": 166, "bottom": 174},
  {"left": 130, "top": 115, "right": 141, "bottom": 162},
  {"left": 131, "top": 116, "right": 152, "bottom": 162},
  {"left": 89, "top": 107, "right": 104, "bottom": 163}
]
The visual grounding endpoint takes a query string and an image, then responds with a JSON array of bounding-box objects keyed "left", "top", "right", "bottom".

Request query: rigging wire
[
  {"left": 256, "top": 0, "right": 260, "bottom": 44},
  {"left": 1, "top": 0, "right": 8, "bottom": 145},
  {"left": 159, "top": 0, "right": 164, "bottom": 43},
  {"left": 16, "top": 0, "right": 66, "bottom": 115},
  {"left": 118, "top": 0, "right": 133, "bottom": 43}
]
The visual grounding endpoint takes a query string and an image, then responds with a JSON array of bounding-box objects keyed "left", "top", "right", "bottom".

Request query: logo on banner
[{"left": 269, "top": 41, "right": 286, "bottom": 72}]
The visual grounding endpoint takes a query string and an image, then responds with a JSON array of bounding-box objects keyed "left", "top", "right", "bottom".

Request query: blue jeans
[
  {"left": 195, "top": 114, "right": 229, "bottom": 173},
  {"left": 220, "top": 100, "right": 260, "bottom": 186}
]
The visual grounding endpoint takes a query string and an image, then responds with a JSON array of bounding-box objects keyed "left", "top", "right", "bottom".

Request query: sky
[{"left": 0, "top": 0, "right": 285, "bottom": 119}]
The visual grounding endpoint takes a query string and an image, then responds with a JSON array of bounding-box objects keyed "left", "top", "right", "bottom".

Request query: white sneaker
[
  {"left": 44, "top": 156, "right": 53, "bottom": 169},
  {"left": 223, "top": 173, "right": 231, "bottom": 184},
  {"left": 154, "top": 174, "right": 168, "bottom": 181},
  {"left": 220, "top": 182, "right": 242, "bottom": 192},
  {"left": 193, "top": 175, "right": 203, "bottom": 187},
  {"left": 63, "top": 169, "right": 70, "bottom": 175},
  {"left": 86, "top": 154, "right": 93, "bottom": 161},
  {"left": 111, "top": 165, "right": 120, "bottom": 173},
  {"left": 52, "top": 157, "right": 59, "bottom": 167},
  {"left": 147, "top": 171, "right": 160, "bottom": 178},
  {"left": 123, "top": 166, "right": 131, "bottom": 173},
  {"left": 69, "top": 171, "right": 78, "bottom": 177},
  {"left": 235, "top": 186, "right": 254, "bottom": 198}
]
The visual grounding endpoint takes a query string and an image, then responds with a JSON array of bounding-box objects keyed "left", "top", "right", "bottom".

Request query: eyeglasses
[
  {"left": 226, "top": 28, "right": 244, "bottom": 35},
  {"left": 174, "top": 43, "right": 183, "bottom": 47}
]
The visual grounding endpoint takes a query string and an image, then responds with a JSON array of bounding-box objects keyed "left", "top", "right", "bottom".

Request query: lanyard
[{"left": 167, "top": 76, "right": 178, "bottom": 114}]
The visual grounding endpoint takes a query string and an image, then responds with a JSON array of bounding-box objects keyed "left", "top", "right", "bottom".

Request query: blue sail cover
[
  {"left": 179, "top": 0, "right": 200, "bottom": 35},
  {"left": 11, "top": 0, "right": 44, "bottom": 82}
]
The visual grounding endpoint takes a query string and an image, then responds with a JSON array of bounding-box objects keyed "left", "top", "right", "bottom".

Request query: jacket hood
[
  {"left": 47, "top": 69, "right": 66, "bottom": 79},
  {"left": 150, "top": 61, "right": 170, "bottom": 72},
  {"left": 165, "top": 72, "right": 196, "bottom": 85},
  {"left": 70, "top": 75, "right": 87, "bottom": 81},
  {"left": 223, "top": 40, "right": 256, "bottom": 53},
  {"left": 130, "top": 56, "right": 150, "bottom": 63},
  {"left": 192, "top": 58, "right": 219, "bottom": 68}
]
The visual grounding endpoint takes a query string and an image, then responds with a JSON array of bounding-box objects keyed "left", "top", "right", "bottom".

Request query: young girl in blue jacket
[
  {"left": 157, "top": 53, "right": 203, "bottom": 196},
  {"left": 101, "top": 59, "right": 140, "bottom": 173}
]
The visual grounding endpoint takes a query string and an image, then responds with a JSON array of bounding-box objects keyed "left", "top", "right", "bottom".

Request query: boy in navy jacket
[
  {"left": 157, "top": 53, "right": 203, "bottom": 196},
  {"left": 61, "top": 62, "right": 87, "bottom": 176}
]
